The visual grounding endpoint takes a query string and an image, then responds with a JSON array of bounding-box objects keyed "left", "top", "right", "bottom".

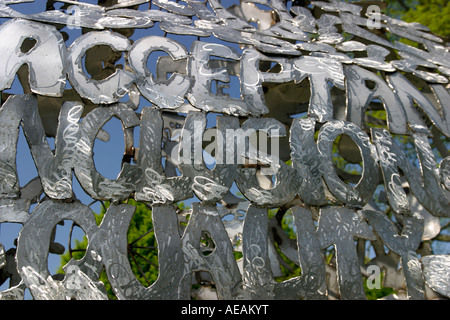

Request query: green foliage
[
  {"left": 397, "top": 0, "right": 449, "bottom": 39},
  {"left": 382, "top": 0, "right": 421, "bottom": 19},
  {"left": 364, "top": 271, "right": 396, "bottom": 300},
  {"left": 281, "top": 209, "right": 297, "bottom": 240},
  {"left": 345, "top": 0, "right": 449, "bottom": 40},
  {"left": 125, "top": 199, "right": 159, "bottom": 287},
  {"left": 273, "top": 242, "right": 303, "bottom": 282}
]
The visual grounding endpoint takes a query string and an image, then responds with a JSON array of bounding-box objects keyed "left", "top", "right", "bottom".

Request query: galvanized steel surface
[{"left": 0, "top": 0, "right": 448, "bottom": 300}]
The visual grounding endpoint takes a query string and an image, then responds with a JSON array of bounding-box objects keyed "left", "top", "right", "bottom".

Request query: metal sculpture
[{"left": 0, "top": 0, "right": 448, "bottom": 300}]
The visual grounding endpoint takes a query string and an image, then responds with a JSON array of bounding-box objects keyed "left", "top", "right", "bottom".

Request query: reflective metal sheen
[{"left": 0, "top": 0, "right": 448, "bottom": 301}]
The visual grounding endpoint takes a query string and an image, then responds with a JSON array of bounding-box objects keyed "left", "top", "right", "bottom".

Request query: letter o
[{"left": 317, "top": 120, "right": 379, "bottom": 207}]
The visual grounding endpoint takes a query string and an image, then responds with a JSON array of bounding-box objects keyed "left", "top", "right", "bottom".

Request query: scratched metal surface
[{"left": 0, "top": 0, "right": 448, "bottom": 300}]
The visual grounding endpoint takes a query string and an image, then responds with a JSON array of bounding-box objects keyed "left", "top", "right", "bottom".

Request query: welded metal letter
[
  {"left": 0, "top": 19, "right": 66, "bottom": 96},
  {"left": 0, "top": 95, "right": 76, "bottom": 199},
  {"left": 67, "top": 31, "right": 135, "bottom": 105},
  {"left": 74, "top": 103, "right": 140, "bottom": 200},
  {"left": 318, "top": 207, "right": 376, "bottom": 300},
  {"left": 187, "top": 41, "right": 248, "bottom": 116},
  {"left": 129, "top": 36, "right": 190, "bottom": 110}
]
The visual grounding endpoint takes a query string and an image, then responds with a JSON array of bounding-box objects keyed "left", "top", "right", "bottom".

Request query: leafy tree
[
  {"left": 385, "top": 0, "right": 449, "bottom": 40},
  {"left": 344, "top": 0, "right": 449, "bottom": 40}
]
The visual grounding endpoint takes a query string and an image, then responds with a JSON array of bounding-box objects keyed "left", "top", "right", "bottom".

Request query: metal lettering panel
[{"left": 0, "top": 0, "right": 448, "bottom": 301}]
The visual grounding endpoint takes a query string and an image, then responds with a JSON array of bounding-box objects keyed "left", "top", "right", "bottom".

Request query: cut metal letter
[
  {"left": 74, "top": 104, "right": 140, "bottom": 200},
  {"left": 0, "top": 19, "right": 66, "bottom": 96},
  {"left": 317, "top": 206, "right": 376, "bottom": 300},
  {"left": 67, "top": 31, "right": 135, "bottom": 105},
  {"left": 187, "top": 41, "right": 249, "bottom": 116},
  {"left": 128, "top": 36, "right": 191, "bottom": 110},
  {"left": 372, "top": 128, "right": 450, "bottom": 218},
  {"left": 345, "top": 65, "right": 408, "bottom": 135}
]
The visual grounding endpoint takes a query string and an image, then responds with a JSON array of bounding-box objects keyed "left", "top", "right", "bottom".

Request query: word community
[{"left": 181, "top": 303, "right": 269, "bottom": 317}]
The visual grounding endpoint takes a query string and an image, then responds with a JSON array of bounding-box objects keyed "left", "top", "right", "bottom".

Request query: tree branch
[{"left": 435, "top": 234, "right": 450, "bottom": 242}]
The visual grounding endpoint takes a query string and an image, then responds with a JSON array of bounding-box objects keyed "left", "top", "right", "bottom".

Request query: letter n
[{"left": 0, "top": 95, "right": 80, "bottom": 199}]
